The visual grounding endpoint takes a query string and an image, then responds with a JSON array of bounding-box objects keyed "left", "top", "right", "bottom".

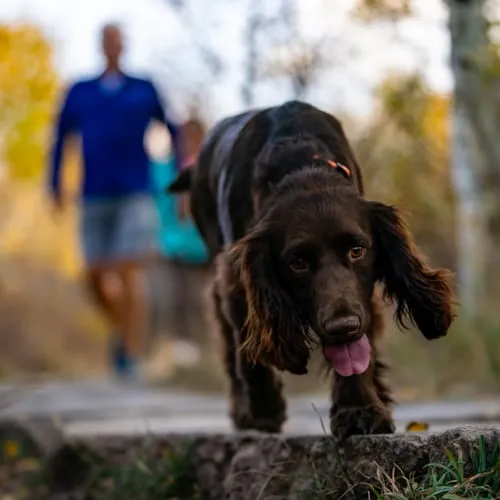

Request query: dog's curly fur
[{"left": 168, "top": 101, "right": 455, "bottom": 440}]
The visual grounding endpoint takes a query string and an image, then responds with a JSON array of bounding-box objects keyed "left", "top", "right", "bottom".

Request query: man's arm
[
  {"left": 150, "top": 83, "right": 183, "bottom": 172},
  {"left": 48, "top": 84, "right": 78, "bottom": 203}
]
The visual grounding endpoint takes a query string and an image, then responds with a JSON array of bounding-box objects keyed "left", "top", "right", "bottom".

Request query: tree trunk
[
  {"left": 448, "top": 0, "right": 493, "bottom": 318},
  {"left": 450, "top": 103, "right": 486, "bottom": 317},
  {"left": 449, "top": 0, "right": 500, "bottom": 185}
]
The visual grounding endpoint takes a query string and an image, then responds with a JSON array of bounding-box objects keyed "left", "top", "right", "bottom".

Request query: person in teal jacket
[
  {"left": 150, "top": 119, "right": 208, "bottom": 264},
  {"left": 151, "top": 155, "right": 208, "bottom": 264}
]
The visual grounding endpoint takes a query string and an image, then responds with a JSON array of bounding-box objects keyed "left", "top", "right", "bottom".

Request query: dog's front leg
[
  {"left": 232, "top": 353, "right": 287, "bottom": 433},
  {"left": 329, "top": 349, "right": 395, "bottom": 442},
  {"left": 214, "top": 287, "right": 286, "bottom": 433}
]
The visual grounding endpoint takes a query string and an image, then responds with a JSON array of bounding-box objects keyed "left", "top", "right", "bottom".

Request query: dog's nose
[{"left": 324, "top": 315, "right": 361, "bottom": 338}]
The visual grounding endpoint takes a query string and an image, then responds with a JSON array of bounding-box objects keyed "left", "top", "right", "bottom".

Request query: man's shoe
[{"left": 110, "top": 336, "right": 128, "bottom": 376}]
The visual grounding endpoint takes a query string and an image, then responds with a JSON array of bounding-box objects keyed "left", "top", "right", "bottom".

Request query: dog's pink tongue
[{"left": 324, "top": 335, "right": 371, "bottom": 377}]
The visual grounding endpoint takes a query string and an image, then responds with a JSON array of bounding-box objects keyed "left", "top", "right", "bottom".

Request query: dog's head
[{"left": 229, "top": 169, "right": 454, "bottom": 376}]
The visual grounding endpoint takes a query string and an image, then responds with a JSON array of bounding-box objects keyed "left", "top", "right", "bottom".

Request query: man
[{"left": 48, "top": 23, "right": 183, "bottom": 378}]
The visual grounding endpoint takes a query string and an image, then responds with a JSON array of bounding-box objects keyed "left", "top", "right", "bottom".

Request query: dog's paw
[
  {"left": 231, "top": 397, "right": 286, "bottom": 433},
  {"left": 230, "top": 401, "right": 285, "bottom": 434},
  {"left": 233, "top": 414, "right": 284, "bottom": 433},
  {"left": 230, "top": 385, "right": 286, "bottom": 433},
  {"left": 231, "top": 401, "right": 285, "bottom": 433},
  {"left": 329, "top": 405, "right": 395, "bottom": 443}
]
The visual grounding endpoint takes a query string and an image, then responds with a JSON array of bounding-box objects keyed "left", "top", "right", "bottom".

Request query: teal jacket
[{"left": 150, "top": 157, "right": 208, "bottom": 265}]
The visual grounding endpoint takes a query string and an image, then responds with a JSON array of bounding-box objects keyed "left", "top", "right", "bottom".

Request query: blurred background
[{"left": 0, "top": 0, "right": 499, "bottom": 403}]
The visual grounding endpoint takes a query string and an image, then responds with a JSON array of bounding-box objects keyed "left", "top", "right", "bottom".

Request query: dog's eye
[
  {"left": 289, "top": 257, "right": 310, "bottom": 273},
  {"left": 348, "top": 246, "right": 366, "bottom": 262}
]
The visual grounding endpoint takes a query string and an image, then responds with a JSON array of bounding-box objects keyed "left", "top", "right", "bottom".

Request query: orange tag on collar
[
  {"left": 313, "top": 154, "right": 351, "bottom": 178},
  {"left": 326, "top": 159, "right": 351, "bottom": 178}
]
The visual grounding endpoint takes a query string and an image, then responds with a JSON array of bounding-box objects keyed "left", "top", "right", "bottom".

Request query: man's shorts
[{"left": 80, "top": 194, "right": 160, "bottom": 266}]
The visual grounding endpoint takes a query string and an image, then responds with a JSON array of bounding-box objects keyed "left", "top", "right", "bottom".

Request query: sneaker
[
  {"left": 119, "top": 355, "right": 138, "bottom": 378},
  {"left": 110, "top": 337, "right": 127, "bottom": 376},
  {"left": 110, "top": 336, "right": 144, "bottom": 383}
]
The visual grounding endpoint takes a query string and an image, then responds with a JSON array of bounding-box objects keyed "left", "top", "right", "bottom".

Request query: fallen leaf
[
  {"left": 406, "top": 421, "right": 429, "bottom": 432},
  {"left": 3, "top": 440, "right": 19, "bottom": 458}
]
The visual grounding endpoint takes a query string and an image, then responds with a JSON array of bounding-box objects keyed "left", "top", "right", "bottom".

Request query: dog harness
[
  {"left": 216, "top": 113, "right": 260, "bottom": 248},
  {"left": 217, "top": 167, "right": 233, "bottom": 248}
]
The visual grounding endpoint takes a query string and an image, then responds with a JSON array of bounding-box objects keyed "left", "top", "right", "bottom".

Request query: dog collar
[{"left": 312, "top": 154, "right": 351, "bottom": 178}]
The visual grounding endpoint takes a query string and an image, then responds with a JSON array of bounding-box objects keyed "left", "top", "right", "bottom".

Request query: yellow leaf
[
  {"left": 3, "top": 439, "right": 19, "bottom": 458},
  {"left": 406, "top": 421, "right": 429, "bottom": 432}
]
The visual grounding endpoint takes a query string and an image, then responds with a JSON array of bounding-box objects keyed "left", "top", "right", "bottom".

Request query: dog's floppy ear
[
  {"left": 167, "top": 169, "right": 191, "bottom": 194},
  {"left": 368, "top": 201, "right": 455, "bottom": 339},
  {"left": 228, "top": 227, "right": 310, "bottom": 375}
]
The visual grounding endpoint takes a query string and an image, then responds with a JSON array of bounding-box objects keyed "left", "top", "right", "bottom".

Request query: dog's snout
[{"left": 323, "top": 315, "right": 361, "bottom": 338}]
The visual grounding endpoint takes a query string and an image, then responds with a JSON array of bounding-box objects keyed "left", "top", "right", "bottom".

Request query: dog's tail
[{"left": 167, "top": 169, "right": 191, "bottom": 194}]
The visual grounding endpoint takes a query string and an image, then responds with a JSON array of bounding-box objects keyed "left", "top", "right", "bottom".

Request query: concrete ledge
[
  {"left": 1, "top": 423, "right": 499, "bottom": 498},
  {"left": 75, "top": 427, "right": 500, "bottom": 499}
]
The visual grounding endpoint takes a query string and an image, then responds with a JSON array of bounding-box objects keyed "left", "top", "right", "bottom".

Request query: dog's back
[{"left": 169, "top": 101, "right": 362, "bottom": 258}]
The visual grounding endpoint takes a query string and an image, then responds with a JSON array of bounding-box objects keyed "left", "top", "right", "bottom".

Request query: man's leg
[
  {"left": 85, "top": 266, "right": 124, "bottom": 328},
  {"left": 116, "top": 262, "right": 149, "bottom": 361},
  {"left": 85, "top": 263, "right": 148, "bottom": 377},
  {"left": 80, "top": 199, "right": 133, "bottom": 376},
  {"left": 85, "top": 266, "right": 135, "bottom": 373},
  {"left": 110, "top": 194, "right": 160, "bottom": 374}
]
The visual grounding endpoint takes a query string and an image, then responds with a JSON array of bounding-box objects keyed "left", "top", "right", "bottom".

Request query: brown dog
[{"left": 168, "top": 101, "right": 454, "bottom": 440}]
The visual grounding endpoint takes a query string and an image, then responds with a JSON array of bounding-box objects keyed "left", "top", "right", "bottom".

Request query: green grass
[
  {"left": 81, "top": 444, "right": 203, "bottom": 500},
  {"left": 0, "top": 442, "right": 203, "bottom": 500},
  {"left": 300, "top": 436, "right": 500, "bottom": 499},
  {"left": 372, "top": 435, "right": 500, "bottom": 499}
]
